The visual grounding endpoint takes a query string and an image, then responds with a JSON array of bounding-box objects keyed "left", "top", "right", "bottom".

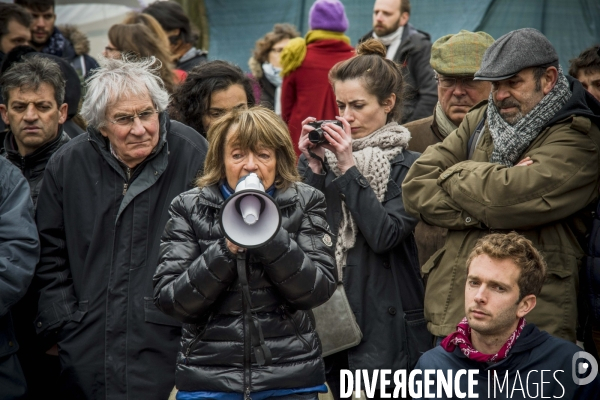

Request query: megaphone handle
[{"left": 236, "top": 253, "right": 272, "bottom": 366}]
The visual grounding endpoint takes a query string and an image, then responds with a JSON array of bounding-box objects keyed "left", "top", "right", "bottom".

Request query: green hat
[{"left": 430, "top": 30, "right": 494, "bottom": 76}]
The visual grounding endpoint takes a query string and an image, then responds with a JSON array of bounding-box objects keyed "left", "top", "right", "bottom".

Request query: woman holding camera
[
  {"left": 298, "top": 39, "right": 430, "bottom": 398},
  {"left": 154, "top": 107, "right": 337, "bottom": 399}
]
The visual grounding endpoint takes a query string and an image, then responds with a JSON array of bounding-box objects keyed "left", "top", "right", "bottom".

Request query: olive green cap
[{"left": 430, "top": 30, "right": 494, "bottom": 76}]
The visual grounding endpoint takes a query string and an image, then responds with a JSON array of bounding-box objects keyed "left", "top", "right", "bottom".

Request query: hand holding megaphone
[
  {"left": 220, "top": 173, "right": 282, "bottom": 249},
  {"left": 226, "top": 239, "right": 245, "bottom": 254}
]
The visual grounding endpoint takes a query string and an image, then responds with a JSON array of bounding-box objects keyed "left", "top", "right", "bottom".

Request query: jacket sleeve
[
  {"left": 402, "top": 109, "right": 487, "bottom": 230},
  {"left": 252, "top": 186, "right": 337, "bottom": 310},
  {"left": 0, "top": 163, "right": 39, "bottom": 317},
  {"left": 409, "top": 42, "right": 437, "bottom": 121},
  {"left": 438, "top": 123, "right": 600, "bottom": 230},
  {"left": 34, "top": 162, "right": 78, "bottom": 337},
  {"left": 297, "top": 155, "right": 327, "bottom": 192},
  {"left": 281, "top": 72, "right": 296, "bottom": 123},
  {"left": 333, "top": 163, "right": 418, "bottom": 254},
  {"left": 153, "top": 194, "right": 238, "bottom": 323}
]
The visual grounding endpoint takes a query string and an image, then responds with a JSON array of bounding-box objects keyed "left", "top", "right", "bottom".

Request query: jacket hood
[
  {"left": 545, "top": 75, "right": 600, "bottom": 128},
  {"left": 248, "top": 56, "right": 263, "bottom": 79},
  {"left": 58, "top": 25, "right": 91, "bottom": 56}
]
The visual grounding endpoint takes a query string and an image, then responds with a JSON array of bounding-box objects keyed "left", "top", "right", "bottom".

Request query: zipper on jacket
[
  {"left": 280, "top": 305, "right": 310, "bottom": 351},
  {"left": 122, "top": 167, "right": 132, "bottom": 195},
  {"left": 184, "top": 315, "right": 212, "bottom": 365},
  {"left": 243, "top": 289, "right": 252, "bottom": 399}
]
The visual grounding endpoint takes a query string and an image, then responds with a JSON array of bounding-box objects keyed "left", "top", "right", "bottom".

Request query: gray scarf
[
  {"left": 487, "top": 67, "right": 571, "bottom": 166},
  {"left": 325, "top": 122, "right": 411, "bottom": 279}
]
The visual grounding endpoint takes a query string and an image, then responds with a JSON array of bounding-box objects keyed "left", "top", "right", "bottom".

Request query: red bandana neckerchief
[{"left": 440, "top": 317, "right": 526, "bottom": 363}]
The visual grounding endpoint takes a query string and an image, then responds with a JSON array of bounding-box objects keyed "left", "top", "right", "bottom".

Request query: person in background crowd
[
  {"left": 15, "top": 0, "right": 99, "bottom": 80},
  {"left": 0, "top": 3, "right": 31, "bottom": 66},
  {"left": 404, "top": 30, "right": 493, "bottom": 267},
  {"left": 143, "top": 0, "right": 207, "bottom": 72},
  {"left": 0, "top": 157, "right": 39, "bottom": 400},
  {"left": 154, "top": 106, "right": 336, "bottom": 400},
  {"left": 0, "top": 47, "right": 85, "bottom": 140},
  {"left": 122, "top": 12, "right": 187, "bottom": 83},
  {"left": 0, "top": 55, "right": 70, "bottom": 399},
  {"left": 403, "top": 28, "right": 600, "bottom": 344},
  {"left": 360, "top": 0, "right": 437, "bottom": 123},
  {"left": 33, "top": 56, "right": 208, "bottom": 399},
  {"left": 280, "top": 0, "right": 354, "bottom": 157},
  {"left": 169, "top": 60, "right": 255, "bottom": 138},
  {"left": 104, "top": 24, "right": 182, "bottom": 94},
  {"left": 248, "top": 23, "right": 300, "bottom": 114},
  {"left": 413, "top": 233, "right": 600, "bottom": 399},
  {"left": 298, "top": 39, "right": 430, "bottom": 400},
  {"left": 569, "top": 45, "right": 600, "bottom": 102}
]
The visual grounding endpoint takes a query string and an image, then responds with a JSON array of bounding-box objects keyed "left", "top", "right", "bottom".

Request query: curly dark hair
[
  {"left": 168, "top": 60, "right": 255, "bottom": 136},
  {"left": 252, "top": 23, "right": 300, "bottom": 65},
  {"left": 569, "top": 45, "right": 600, "bottom": 78}
]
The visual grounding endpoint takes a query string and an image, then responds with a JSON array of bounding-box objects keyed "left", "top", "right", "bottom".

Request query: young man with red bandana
[{"left": 413, "top": 232, "right": 600, "bottom": 399}]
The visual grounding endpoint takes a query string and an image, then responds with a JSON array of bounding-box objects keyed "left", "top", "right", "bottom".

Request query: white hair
[{"left": 81, "top": 55, "right": 170, "bottom": 129}]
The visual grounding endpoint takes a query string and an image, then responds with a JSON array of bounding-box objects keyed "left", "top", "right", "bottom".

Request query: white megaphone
[{"left": 220, "top": 173, "right": 282, "bottom": 248}]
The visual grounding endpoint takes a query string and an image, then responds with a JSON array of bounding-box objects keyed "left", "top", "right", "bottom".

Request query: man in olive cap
[
  {"left": 405, "top": 30, "right": 494, "bottom": 267},
  {"left": 403, "top": 27, "right": 600, "bottom": 343}
]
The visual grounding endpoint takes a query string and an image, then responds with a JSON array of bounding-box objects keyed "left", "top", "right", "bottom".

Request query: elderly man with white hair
[{"left": 33, "top": 56, "right": 208, "bottom": 400}]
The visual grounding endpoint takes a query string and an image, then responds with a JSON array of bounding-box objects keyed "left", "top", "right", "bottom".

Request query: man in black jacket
[
  {"left": 0, "top": 55, "right": 69, "bottom": 208},
  {"left": 413, "top": 233, "right": 600, "bottom": 399},
  {"left": 359, "top": 0, "right": 437, "bottom": 123},
  {"left": 34, "top": 56, "right": 208, "bottom": 400}
]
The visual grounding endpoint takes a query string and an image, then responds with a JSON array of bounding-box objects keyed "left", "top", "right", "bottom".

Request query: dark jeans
[{"left": 324, "top": 350, "right": 350, "bottom": 400}]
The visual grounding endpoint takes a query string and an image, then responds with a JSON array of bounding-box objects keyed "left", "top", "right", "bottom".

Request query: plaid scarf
[
  {"left": 441, "top": 317, "right": 526, "bottom": 363},
  {"left": 487, "top": 67, "right": 571, "bottom": 166}
]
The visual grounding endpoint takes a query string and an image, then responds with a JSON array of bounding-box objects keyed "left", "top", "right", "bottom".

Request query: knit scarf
[
  {"left": 42, "top": 28, "right": 67, "bottom": 57},
  {"left": 372, "top": 26, "right": 403, "bottom": 61},
  {"left": 435, "top": 101, "right": 458, "bottom": 138},
  {"left": 487, "top": 67, "right": 571, "bottom": 166},
  {"left": 441, "top": 317, "right": 526, "bottom": 363},
  {"left": 262, "top": 62, "right": 283, "bottom": 115},
  {"left": 325, "top": 122, "right": 411, "bottom": 279},
  {"left": 280, "top": 30, "right": 351, "bottom": 77}
]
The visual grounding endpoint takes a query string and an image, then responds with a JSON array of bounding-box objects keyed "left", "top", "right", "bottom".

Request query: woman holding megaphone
[
  {"left": 154, "top": 107, "right": 337, "bottom": 400},
  {"left": 298, "top": 39, "right": 431, "bottom": 399}
]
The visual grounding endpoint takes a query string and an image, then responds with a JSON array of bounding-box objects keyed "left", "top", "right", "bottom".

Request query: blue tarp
[{"left": 204, "top": 0, "right": 600, "bottom": 73}]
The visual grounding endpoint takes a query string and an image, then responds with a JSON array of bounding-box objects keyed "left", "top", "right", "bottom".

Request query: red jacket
[{"left": 281, "top": 39, "right": 354, "bottom": 157}]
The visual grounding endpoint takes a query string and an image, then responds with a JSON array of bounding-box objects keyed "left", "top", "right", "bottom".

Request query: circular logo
[{"left": 322, "top": 234, "right": 333, "bottom": 247}]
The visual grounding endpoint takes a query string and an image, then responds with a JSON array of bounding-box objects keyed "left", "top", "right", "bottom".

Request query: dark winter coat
[
  {"left": 414, "top": 324, "right": 600, "bottom": 399},
  {"left": 55, "top": 25, "right": 99, "bottom": 80},
  {"left": 360, "top": 24, "right": 437, "bottom": 123},
  {"left": 176, "top": 47, "right": 208, "bottom": 72},
  {"left": 298, "top": 151, "right": 431, "bottom": 374},
  {"left": 281, "top": 39, "right": 354, "bottom": 156},
  {"left": 154, "top": 182, "right": 337, "bottom": 393},
  {"left": 1, "top": 130, "right": 70, "bottom": 208},
  {"left": 0, "top": 156, "right": 39, "bottom": 400},
  {"left": 33, "top": 112, "right": 207, "bottom": 400}
]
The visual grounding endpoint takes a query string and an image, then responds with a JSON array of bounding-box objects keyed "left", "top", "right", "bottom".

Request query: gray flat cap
[{"left": 474, "top": 28, "right": 558, "bottom": 81}]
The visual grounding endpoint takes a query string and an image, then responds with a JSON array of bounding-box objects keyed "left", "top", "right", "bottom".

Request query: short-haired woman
[
  {"left": 248, "top": 23, "right": 300, "bottom": 114},
  {"left": 154, "top": 107, "right": 337, "bottom": 399},
  {"left": 168, "top": 60, "right": 255, "bottom": 137},
  {"left": 298, "top": 39, "right": 431, "bottom": 399}
]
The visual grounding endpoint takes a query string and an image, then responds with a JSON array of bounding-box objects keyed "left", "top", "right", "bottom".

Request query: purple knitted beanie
[{"left": 309, "top": 0, "right": 349, "bottom": 32}]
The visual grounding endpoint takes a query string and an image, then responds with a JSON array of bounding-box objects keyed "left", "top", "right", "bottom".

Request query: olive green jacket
[{"left": 402, "top": 98, "right": 600, "bottom": 341}]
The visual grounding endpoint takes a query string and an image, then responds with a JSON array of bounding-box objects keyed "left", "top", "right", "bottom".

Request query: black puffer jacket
[
  {"left": 2, "top": 130, "right": 70, "bottom": 208},
  {"left": 154, "top": 183, "right": 337, "bottom": 393}
]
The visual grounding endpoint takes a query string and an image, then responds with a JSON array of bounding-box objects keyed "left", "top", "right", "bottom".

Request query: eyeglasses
[
  {"left": 109, "top": 109, "right": 158, "bottom": 126},
  {"left": 435, "top": 75, "right": 480, "bottom": 89}
]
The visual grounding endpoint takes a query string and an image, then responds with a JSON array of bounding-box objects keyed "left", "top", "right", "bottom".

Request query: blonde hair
[{"left": 197, "top": 107, "right": 300, "bottom": 190}]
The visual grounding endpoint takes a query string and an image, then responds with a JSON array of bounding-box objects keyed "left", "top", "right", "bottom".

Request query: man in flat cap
[
  {"left": 403, "top": 27, "right": 600, "bottom": 344},
  {"left": 405, "top": 30, "right": 494, "bottom": 267}
]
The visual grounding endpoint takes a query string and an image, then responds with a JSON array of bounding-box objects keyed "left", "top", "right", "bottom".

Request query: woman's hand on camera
[
  {"left": 321, "top": 116, "right": 354, "bottom": 174},
  {"left": 226, "top": 239, "right": 245, "bottom": 255},
  {"left": 299, "top": 116, "right": 325, "bottom": 175}
]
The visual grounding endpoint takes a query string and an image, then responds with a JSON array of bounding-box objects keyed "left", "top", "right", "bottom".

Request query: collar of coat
[{"left": 198, "top": 182, "right": 299, "bottom": 210}]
